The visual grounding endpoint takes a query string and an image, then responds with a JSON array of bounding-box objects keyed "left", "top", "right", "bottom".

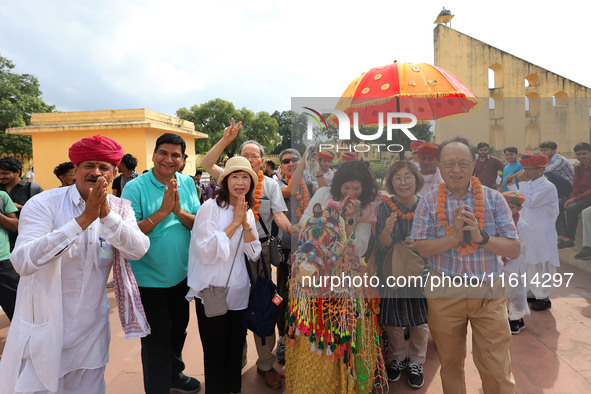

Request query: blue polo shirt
[
  {"left": 502, "top": 162, "right": 523, "bottom": 192},
  {"left": 0, "top": 192, "right": 18, "bottom": 261},
  {"left": 121, "top": 169, "right": 200, "bottom": 287}
]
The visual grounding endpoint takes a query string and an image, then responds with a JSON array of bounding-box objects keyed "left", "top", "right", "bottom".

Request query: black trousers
[
  {"left": 139, "top": 279, "right": 190, "bottom": 394},
  {"left": 0, "top": 259, "right": 18, "bottom": 321},
  {"left": 276, "top": 249, "right": 291, "bottom": 337},
  {"left": 557, "top": 197, "right": 591, "bottom": 240},
  {"left": 195, "top": 300, "right": 246, "bottom": 394}
]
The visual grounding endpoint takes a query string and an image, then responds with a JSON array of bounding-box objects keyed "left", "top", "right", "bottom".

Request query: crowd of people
[{"left": 0, "top": 127, "right": 589, "bottom": 394}]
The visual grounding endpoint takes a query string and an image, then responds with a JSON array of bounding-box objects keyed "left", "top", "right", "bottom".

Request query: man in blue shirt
[
  {"left": 122, "top": 133, "right": 201, "bottom": 394},
  {"left": 502, "top": 146, "right": 523, "bottom": 192},
  {"left": 0, "top": 191, "right": 18, "bottom": 321}
]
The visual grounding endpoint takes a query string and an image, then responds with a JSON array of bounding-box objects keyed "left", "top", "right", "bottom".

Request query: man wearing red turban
[
  {"left": 316, "top": 150, "right": 335, "bottom": 188},
  {"left": 0, "top": 135, "right": 150, "bottom": 393},
  {"left": 506, "top": 152, "right": 559, "bottom": 312},
  {"left": 417, "top": 142, "right": 443, "bottom": 197},
  {"left": 409, "top": 140, "right": 425, "bottom": 170}
]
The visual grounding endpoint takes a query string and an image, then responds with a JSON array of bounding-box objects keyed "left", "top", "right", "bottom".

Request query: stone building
[
  {"left": 7, "top": 109, "right": 206, "bottom": 190},
  {"left": 434, "top": 24, "right": 591, "bottom": 155}
]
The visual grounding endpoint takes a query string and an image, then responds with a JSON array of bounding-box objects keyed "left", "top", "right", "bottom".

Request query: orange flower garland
[
  {"left": 252, "top": 170, "right": 264, "bottom": 221},
  {"left": 436, "top": 176, "right": 486, "bottom": 255},
  {"left": 285, "top": 176, "right": 310, "bottom": 220},
  {"left": 380, "top": 195, "right": 414, "bottom": 220}
]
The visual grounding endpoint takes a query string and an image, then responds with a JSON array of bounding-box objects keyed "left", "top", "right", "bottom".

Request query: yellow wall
[
  {"left": 32, "top": 128, "right": 198, "bottom": 190},
  {"left": 434, "top": 25, "right": 591, "bottom": 155}
]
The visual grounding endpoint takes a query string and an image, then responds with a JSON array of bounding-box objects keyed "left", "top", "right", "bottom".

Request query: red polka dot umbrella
[{"left": 332, "top": 60, "right": 481, "bottom": 126}]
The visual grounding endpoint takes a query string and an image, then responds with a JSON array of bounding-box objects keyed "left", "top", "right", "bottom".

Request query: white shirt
[
  {"left": 0, "top": 185, "right": 149, "bottom": 393},
  {"left": 187, "top": 198, "right": 262, "bottom": 310},
  {"left": 417, "top": 168, "right": 444, "bottom": 197},
  {"left": 508, "top": 176, "right": 560, "bottom": 267}
]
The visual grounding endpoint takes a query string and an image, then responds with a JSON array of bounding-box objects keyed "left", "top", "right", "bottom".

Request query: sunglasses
[{"left": 281, "top": 158, "right": 300, "bottom": 164}]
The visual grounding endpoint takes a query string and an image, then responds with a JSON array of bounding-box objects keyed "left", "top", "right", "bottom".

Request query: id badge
[{"left": 98, "top": 237, "right": 114, "bottom": 267}]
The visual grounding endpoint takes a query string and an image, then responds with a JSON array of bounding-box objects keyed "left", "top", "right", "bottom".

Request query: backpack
[{"left": 242, "top": 253, "right": 280, "bottom": 345}]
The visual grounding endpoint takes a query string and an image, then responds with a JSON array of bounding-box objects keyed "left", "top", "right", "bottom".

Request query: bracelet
[
  {"left": 243, "top": 227, "right": 253, "bottom": 232},
  {"left": 147, "top": 217, "right": 156, "bottom": 227}
]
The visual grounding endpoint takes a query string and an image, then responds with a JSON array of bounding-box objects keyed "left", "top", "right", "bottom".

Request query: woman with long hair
[{"left": 186, "top": 156, "right": 261, "bottom": 394}]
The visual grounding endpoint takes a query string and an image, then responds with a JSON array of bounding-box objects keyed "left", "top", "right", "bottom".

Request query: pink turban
[
  {"left": 519, "top": 153, "right": 549, "bottom": 168},
  {"left": 410, "top": 140, "right": 426, "bottom": 150},
  {"left": 69, "top": 135, "right": 124, "bottom": 166},
  {"left": 417, "top": 142, "right": 440, "bottom": 158}
]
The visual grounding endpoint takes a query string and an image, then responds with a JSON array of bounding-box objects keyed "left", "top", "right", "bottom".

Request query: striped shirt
[{"left": 411, "top": 182, "right": 517, "bottom": 278}]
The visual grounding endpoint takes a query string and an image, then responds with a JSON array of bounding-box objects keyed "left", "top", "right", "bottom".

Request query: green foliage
[
  {"left": 0, "top": 55, "right": 55, "bottom": 153},
  {"left": 177, "top": 98, "right": 279, "bottom": 158},
  {"left": 370, "top": 162, "right": 388, "bottom": 187},
  {"left": 271, "top": 110, "right": 309, "bottom": 154}
]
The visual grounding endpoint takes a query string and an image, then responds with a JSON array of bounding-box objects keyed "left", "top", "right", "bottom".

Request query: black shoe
[
  {"left": 171, "top": 374, "right": 201, "bottom": 393},
  {"left": 387, "top": 358, "right": 408, "bottom": 382},
  {"left": 531, "top": 298, "right": 551, "bottom": 311},
  {"left": 509, "top": 318, "right": 525, "bottom": 334},
  {"left": 558, "top": 238, "right": 575, "bottom": 249},
  {"left": 408, "top": 362, "right": 424, "bottom": 389},
  {"left": 574, "top": 247, "right": 591, "bottom": 259}
]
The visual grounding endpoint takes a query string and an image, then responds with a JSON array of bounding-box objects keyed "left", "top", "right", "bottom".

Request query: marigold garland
[
  {"left": 436, "top": 176, "right": 485, "bottom": 256},
  {"left": 285, "top": 176, "right": 310, "bottom": 220},
  {"left": 253, "top": 170, "right": 264, "bottom": 221},
  {"left": 380, "top": 195, "right": 414, "bottom": 220}
]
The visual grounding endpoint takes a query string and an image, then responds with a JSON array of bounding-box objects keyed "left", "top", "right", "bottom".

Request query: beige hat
[{"left": 218, "top": 156, "right": 258, "bottom": 186}]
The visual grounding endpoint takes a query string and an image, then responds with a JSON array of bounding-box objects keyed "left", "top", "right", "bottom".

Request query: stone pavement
[{"left": 1, "top": 258, "right": 590, "bottom": 393}]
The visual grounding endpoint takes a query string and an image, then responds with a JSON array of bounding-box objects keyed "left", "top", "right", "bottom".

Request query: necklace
[
  {"left": 380, "top": 195, "right": 414, "bottom": 220},
  {"left": 285, "top": 176, "right": 310, "bottom": 220},
  {"left": 253, "top": 171, "right": 264, "bottom": 221},
  {"left": 436, "top": 177, "right": 485, "bottom": 255}
]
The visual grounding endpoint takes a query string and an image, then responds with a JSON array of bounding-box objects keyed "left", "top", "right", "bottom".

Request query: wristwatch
[{"left": 476, "top": 229, "right": 490, "bottom": 246}]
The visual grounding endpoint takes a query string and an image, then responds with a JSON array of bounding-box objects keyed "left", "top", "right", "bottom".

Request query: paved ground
[{"left": 1, "top": 247, "right": 590, "bottom": 393}]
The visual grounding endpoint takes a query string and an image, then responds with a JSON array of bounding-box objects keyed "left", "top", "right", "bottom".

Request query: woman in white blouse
[{"left": 187, "top": 156, "right": 261, "bottom": 394}]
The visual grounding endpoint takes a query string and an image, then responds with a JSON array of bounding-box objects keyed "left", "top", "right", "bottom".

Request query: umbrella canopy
[{"left": 332, "top": 60, "right": 481, "bottom": 126}]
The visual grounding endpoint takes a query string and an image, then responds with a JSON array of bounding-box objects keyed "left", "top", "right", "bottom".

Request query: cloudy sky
[{"left": 1, "top": 0, "right": 588, "bottom": 117}]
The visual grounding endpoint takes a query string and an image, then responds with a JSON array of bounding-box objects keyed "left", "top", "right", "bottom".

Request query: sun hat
[{"left": 218, "top": 156, "right": 258, "bottom": 185}]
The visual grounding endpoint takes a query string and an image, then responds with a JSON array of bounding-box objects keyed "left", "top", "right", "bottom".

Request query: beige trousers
[{"left": 425, "top": 273, "right": 514, "bottom": 394}]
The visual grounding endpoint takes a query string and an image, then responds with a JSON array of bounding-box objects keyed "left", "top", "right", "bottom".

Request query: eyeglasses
[
  {"left": 281, "top": 158, "right": 300, "bottom": 165},
  {"left": 523, "top": 167, "right": 541, "bottom": 172},
  {"left": 392, "top": 176, "right": 415, "bottom": 184},
  {"left": 440, "top": 161, "right": 473, "bottom": 169},
  {"left": 241, "top": 154, "right": 261, "bottom": 160}
]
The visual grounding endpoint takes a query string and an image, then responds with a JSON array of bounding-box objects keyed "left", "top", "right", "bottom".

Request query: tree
[
  {"left": 177, "top": 99, "right": 279, "bottom": 158},
  {"left": 271, "top": 110, "right": 308, "bottom": 154},
  {"left": 0, "top": 55, "right": 55, "bottom": 153}
]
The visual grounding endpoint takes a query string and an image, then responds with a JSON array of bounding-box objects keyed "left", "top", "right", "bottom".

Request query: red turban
[
  {"left": 410, "top": 140, "right": 425, "bottom": 150},
  {"left": 519, "top": 153, "right": 549, "bottom": 168},
  {"left": 502, "top": 191, "right": 525, "bottom": 206},
  {"left": 341, "top": 152, "right": 357, "bottom": 161},
  {"left": 417, "top": 142, "right": 439, "bottom": 158},
  {"left": 69, "top": 135, "right": 125, "bottom": 166},
  {"left": 318, "top": 150, "right": 335, "bottom": 161}
]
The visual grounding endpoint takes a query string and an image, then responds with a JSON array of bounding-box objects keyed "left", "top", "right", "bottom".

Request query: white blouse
[{"left": 186, "top": 198, "right": 262, "bottom": 310}]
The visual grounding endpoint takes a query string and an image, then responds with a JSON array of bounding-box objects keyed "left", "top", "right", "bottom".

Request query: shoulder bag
[{"left": 199, "top": 233, "right": 243, "bottom": 317}]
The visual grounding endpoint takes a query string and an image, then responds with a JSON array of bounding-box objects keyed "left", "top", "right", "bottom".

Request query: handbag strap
[{"left": 224, "top": 232, "right": 244, "bottom": 288}]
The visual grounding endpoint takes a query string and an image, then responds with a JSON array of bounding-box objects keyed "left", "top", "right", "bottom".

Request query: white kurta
[
  {"left": 417, "top": 168, "right": 444, "bottom": 198},
  {"left": 502, "top": 218, "right": 530, "bottom": 320},
  {"left": 186, "top": 199, "right": 261, "bottom": 310},
  {"left": 508, "top": 176, "right": 560, "bottom": 267},
  {"left": 0, "top": 186, "right": 150, "bottom": 393}
]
